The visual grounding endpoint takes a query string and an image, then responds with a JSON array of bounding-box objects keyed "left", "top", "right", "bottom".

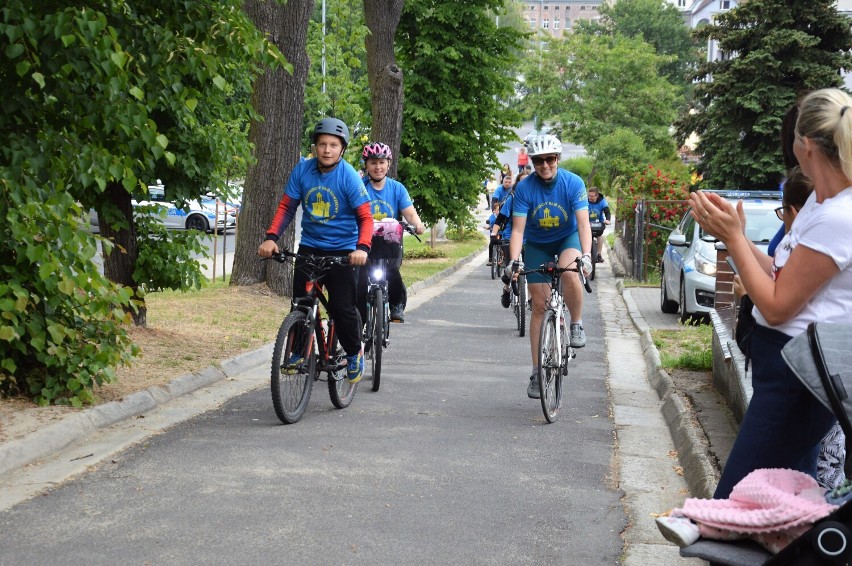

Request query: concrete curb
[
  {"left": 0, "top": 249, "right": 481, "bottom": 480},
  {"left": 618, "top": 283, "right": 719, "bottom": 500}
]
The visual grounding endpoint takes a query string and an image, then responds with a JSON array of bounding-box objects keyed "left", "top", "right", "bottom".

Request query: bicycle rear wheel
[
  {"left": 328, "top": 326, "right": 358, "bottom": 408},
  {"left": 537, "top": 309, "right": 563, "bottom": 423},
  {"left": 590, "top": 238, "right": 597, "bottom": 281},
  {"left": 271, "top": 311, "right": 316, "bottom": 424},
  {"left": 490, "top": 250, "right": 498, "bottom": 279},
  {"left": 370, "top": 288, "right": 385, "bottom": 392},
  {"left": 517, "top": 274, "right": 527, "bottom": 337}
]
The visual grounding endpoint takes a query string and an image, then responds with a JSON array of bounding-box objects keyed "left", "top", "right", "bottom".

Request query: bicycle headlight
[{"left": 372, "top": 267, "right": 384, "bottom": 280}]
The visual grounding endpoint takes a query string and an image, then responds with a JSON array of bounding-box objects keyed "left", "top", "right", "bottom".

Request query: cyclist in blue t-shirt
[
  {"left": 507, "top": 135, "right": 593, "bottom": 399},
  {"left": 356, "top": 142, "right": 426, "bottom": 325},
  {"left": 259, "top": 118, "right": 373, "bottom": 384},
  {"left": 492, "top": 170, "right": 529, "bottom": 308},
  {"left": 587, "top": 186, "right": 611, "bottom": 263}
]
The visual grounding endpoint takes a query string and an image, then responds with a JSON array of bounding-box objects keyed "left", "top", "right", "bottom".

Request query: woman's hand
[{"left": 689, "top": 191, "right": 744, "bottom": 244}]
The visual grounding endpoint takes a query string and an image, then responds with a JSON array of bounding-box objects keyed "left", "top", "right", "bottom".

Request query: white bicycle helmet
[{"left": 528, "top": 134, "right": 563, "bottom": 157}]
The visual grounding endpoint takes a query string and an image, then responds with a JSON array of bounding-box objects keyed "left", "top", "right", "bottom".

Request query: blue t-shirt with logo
[
  {"left": 499, "top": 193, "right": 515, "bottom": 240},
  {"left": 512, "top": 169, "right": 588, "bottom": 244},
  {"left": 364, "top": 177, "right": 413, "bottom": 220},
  {"left": 285, "top": 158, "right": 369, "bottom": 249},
  {"left": 588, "top": 196, "right": 609, "bottom": 223}
]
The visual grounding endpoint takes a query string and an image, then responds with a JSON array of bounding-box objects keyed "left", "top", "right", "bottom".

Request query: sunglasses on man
[{"left": 531, "top": 155, "right": 559, "bottom": 167}]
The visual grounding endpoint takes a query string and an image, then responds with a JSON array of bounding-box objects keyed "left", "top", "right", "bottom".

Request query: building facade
[{"left": 522, "top": 0, "right": 604, "bottom": 38}]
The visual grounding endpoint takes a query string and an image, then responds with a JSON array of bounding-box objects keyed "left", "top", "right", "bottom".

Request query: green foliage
[
  {"left": 653, "top": 325, "right": 713, "bottom": 370},
  {"left": 526, "top": 32, "right": 679, "bottom": 163},
  {"left": 132, "top": 210, "right": 210, "bottom": 293},
  {"left": 0, "top": 1, "right": 282, "bottom": 402},
  {"left": 616, "top": 164, "right": 691, "bottom": 270},
  {"left": 677, "top": 0, "right": 852, "bottom": 189},
  {"left": 404, "top": 247, "right": 448, "bottom": 259},
  {"left": 0, "top": 182, "right": 138, "bottom": 406},
  {"left": 597, "top": 0, "right": 701, "bottom": 93},
  {"left": 590, "top": 128, "right": 652, "bottom": 188},
  {"left": 560, "top": 156, "right": 594, "bottom": 182},
  {"left": 304, "top": 0, "right": 371, "bottom": 166},
  {"left": 397, "top": 0, "right": 526, "bottom": 227}
]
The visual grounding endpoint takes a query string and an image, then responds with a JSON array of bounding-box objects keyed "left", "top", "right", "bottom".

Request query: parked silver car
[{"left": 660, "top": 191, "right": 782, "bottom": 322}]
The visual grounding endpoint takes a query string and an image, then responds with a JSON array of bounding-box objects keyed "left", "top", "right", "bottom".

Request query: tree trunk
[
  {"left": 231, "top": 0, "right": 315, "bottom": 296},
  {"left": 98, "top": 182, "right": 146, "bottom": 326},
  {"left": 364, "top": 0, "right": 404, "bottom": 178}
]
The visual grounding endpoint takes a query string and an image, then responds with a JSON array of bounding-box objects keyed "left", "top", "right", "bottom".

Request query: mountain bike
[
  {"left": 265, "top": 250, "right": 358, "bottom": 424},
  {"left": 363, "top": 219, "right": 420, "bottom": 392},
  {"left": 519, "top": 257, "right": 592, "bottom": 423}
]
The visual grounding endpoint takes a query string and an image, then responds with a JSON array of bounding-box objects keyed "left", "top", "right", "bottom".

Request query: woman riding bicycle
[
  {"left": 258, "top": 117, "right": 372, "bottom": 384},
  {"left": 507, "top": 134, "right": 593, "bottom": 399},
  {"left": 356, "top": 141, "right": 426, "bottom": 325}
]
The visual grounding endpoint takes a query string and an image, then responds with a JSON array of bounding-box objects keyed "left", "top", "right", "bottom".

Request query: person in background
[
  {"left": 586, "top": 187, "right": 611, "bottom": 263},
  {"left": 500, "top": 163, "right": 512, "bottom": 181},
  {"left": 491, "top": 172, "right": 514, "bottom": 209},
  {"left": 690, "top": 88, "right": 852, "bottom": 499},
  {"left": 356, "top": 141, "right": 426, "bottom": 324},
  {"left": 517, "top": 146, "right": 529, "bottom": 173},
  {"left": 493, "top": 170, "right": 529, "bottom": 308}
]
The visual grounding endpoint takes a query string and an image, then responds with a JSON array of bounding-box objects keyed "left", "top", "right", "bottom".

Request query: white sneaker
[
  {"left": 569, "top": 323, "right": 586, "bottom": 348},
  {"left": 655, "top": 515, "right": 700, "bottom": 547}
]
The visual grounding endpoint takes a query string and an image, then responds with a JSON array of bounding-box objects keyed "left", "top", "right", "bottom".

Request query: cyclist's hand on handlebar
[
  {"left": 579, "top": 254, "right": 593, "bottom": 277},
  {"left": 258, "top": 239, "right": 278, "bottom": 258},
  {"left": 349, "top": 249, "right": 368, "bottom": 266},
  {"left": 414, "top": 222, "right": 426, "bottom": 235}
]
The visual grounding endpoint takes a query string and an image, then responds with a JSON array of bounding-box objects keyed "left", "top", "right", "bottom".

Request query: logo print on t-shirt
[
  {"left": 533, "top": 202, "right": 569, "bottom": 229},
  {"left": 371, "top": 199, "right": 394, "bottom": 220},
  {"left": 305, "top": 186, "right": 340, "bottom": 223}
]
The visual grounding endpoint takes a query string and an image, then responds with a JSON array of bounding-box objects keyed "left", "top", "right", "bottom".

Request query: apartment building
[{"left": 522, "top": 0, "right": 604, "bottom": 38}]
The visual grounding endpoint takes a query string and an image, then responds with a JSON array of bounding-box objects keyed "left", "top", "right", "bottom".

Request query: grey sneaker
[
  {"left": 527, "top": 373, "right": 540, "bottom": 399},
  {"left": 569, "top": 323, "right": 586, "bottom": 348}
]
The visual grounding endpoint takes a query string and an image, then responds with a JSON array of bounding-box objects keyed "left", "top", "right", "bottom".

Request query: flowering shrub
[{"left": 617, "top": 164, "right": 692, "bottom": 276}]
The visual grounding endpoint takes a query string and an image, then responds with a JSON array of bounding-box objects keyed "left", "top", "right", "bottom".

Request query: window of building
[
  {"left": 720, "top": 0, "right": 731, "bottom": 8},
  {"left": 529, "top": 18, "right": 537, "bottom": 28},
  {"left": 543, "top": 18, "right": 550, "bottom": 29},
  {"left": 553, "top": 18, "right": 560, "bottom": 29},
  {"left": 580, "top": 5, "right": 586, "bottom": 10}
]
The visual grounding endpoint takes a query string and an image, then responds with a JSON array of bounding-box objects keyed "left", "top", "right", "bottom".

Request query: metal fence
[{"left": 616, "top": 199, "right": 689, "bottom": 281}]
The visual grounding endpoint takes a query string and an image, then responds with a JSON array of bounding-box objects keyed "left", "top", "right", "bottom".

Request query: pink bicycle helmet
[{"left": 362, "top": 141, "right": 393, "bottom": 161}]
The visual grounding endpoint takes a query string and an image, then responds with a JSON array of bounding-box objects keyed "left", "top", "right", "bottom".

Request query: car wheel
[
  {"left": 186, "top": 214, "right": 210, "bottom": 233},
  {"left": 660, "top": 266, "right": 678, "bottom": 314},
  {"left": 679, "top": 274, "right": 693, "bottom": 324}
]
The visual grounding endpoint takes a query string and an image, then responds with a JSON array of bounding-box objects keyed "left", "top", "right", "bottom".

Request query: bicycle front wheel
[
  {"left": 328, "top": 328, "right": 358, "bottom": 408},
  {"left": 537, "top": 309, "right": 563, "bottom": 423},
  {"left": 271, "top": 311, "right": 316, "bottom": 424},
  {"left": 517, "top": 274, "right": 527, "bottom": 337},
  {"left": 370, "top": 288, "right": 385, "bottom": 392}
]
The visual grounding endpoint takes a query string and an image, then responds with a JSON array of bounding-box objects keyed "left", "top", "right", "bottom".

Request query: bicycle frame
[{"left": 365, "top": 257, "right": 391, "bottom": 348}]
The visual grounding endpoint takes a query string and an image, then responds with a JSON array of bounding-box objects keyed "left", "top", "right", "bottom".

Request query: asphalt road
[{"left": 0, "top": 256, "right": 625, "bottom": 565}]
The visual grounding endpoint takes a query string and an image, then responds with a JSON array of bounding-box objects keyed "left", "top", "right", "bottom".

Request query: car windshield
[{"left": 743, "top": 206, "right": 781, "bottom": 244}]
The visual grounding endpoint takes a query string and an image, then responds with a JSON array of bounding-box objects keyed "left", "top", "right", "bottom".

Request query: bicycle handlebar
[
  {"left": 518, "top": 257, "right": 593, "bottom": 294},
  {"left": 262, "top": 250, "right": 350, "bottom": 267},
  {"left": 399, "top": 219, "right": 422, "bottom": 242}
]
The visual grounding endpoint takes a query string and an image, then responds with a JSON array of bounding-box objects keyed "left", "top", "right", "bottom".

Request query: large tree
[
  {"left": 396, "top": 0, "right": 525, "bottom": 227},
  {"left": 230, "top": 0, "right": 314, "bottom": 295},
  {"left": 526, "top": 32, "right": 678, "bottom": 160},
  {"left": 595, "top": 0, "right": 699, "bottom": 93},
  {"left": 0, "top": 1, "right": 278, "bottom": 402},
  {"left": 364, "top": 0, "right": 405, "bottom": 178},
  {"left": 677, "top": 0, "right": 852, "bottom": 190}
]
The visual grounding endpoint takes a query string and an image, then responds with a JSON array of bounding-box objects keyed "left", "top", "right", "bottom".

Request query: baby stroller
[{"left": 679, "top": 322, "right": 852, "bottom": 565}]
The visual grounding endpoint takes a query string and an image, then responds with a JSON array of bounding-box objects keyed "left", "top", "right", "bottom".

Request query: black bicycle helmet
[{"left": 311, "top": 117, "right": 350, "bottom": 148}]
